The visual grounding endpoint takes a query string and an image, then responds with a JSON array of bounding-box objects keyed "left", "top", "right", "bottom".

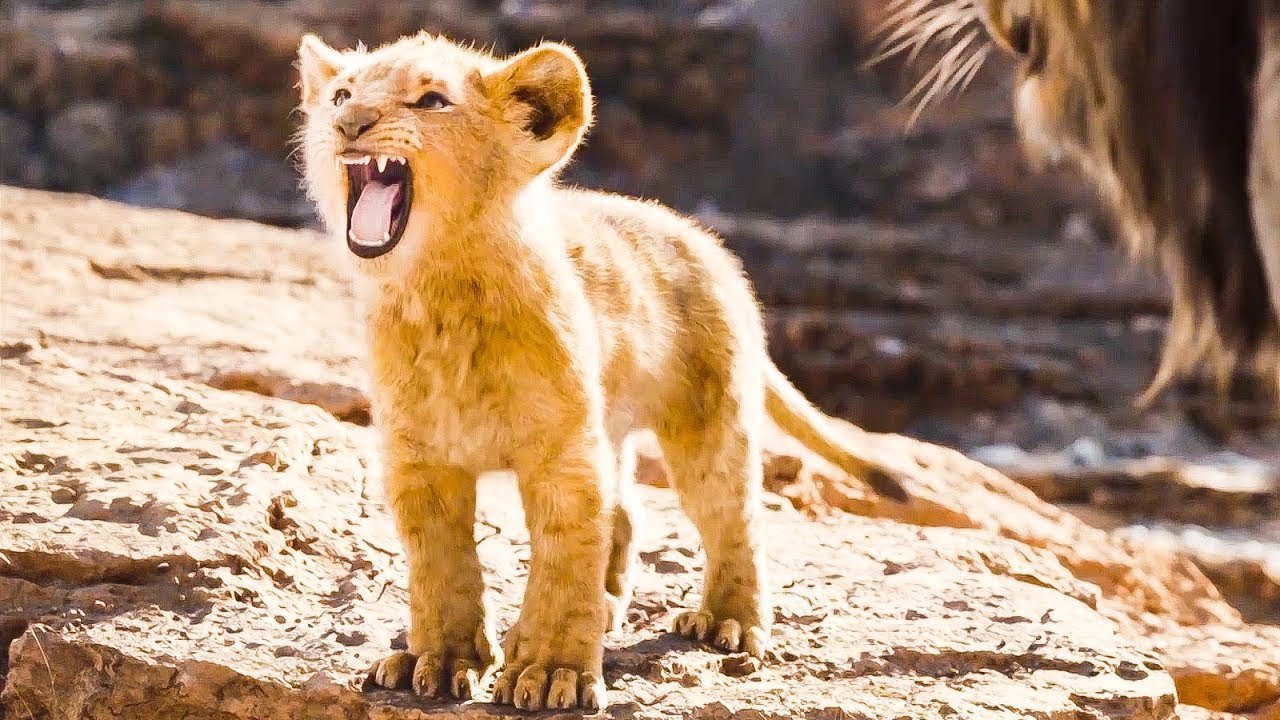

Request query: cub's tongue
[{"left": 350, "top": 181, "right": 402, "bottom": 245}]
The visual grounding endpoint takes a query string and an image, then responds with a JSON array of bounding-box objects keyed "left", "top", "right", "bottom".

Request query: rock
[
  {"left": 1148, "top": 623, "right": 1280, "bottom": 715},
  {"left": 0, "top": 187, "right": 1272, "bottom": 719},
  {"left": 103, "top": 142, "right": 316, "bottom": 226},
  {"left": 131, "top": 108, "right": 193, "bottom": 167},
  {"left": 1115, "top": 522, "right": 1280, "bottom": 626},
  {"left": 49, "top": 486, "right": 78, "bottom": 504},
  {"left": 2, "top": 347, "right": 1177, "bottom": 719},
  {"left": 59, "top": 38, "right": 154, "bottom": 109},
  {"left": 1195, "top": 553, "right": 1280, "bottom": 627},
  {"left": 1174, "top": 707, "right": 1280, "bottom": 720},
  {"left": 3, "top": 0, "right": 751, "bottom": 221},
  {"left": 207, "top": 370, "right": 371, "bottom": 426},
  {"left": 988, "top": 454, "right": 1279, "bottom": 528},
  {"left": 977, "top": 450, "right": 1279, "bottom": 624},
  {"left": 0, "top": 26, "right": 61, "bottom": 119},
  {"left": 0, "top": 112, "right": 49, "bottom": 188},
  {"left": 44, "top": 101, "right": 133, "bottom": 191}
]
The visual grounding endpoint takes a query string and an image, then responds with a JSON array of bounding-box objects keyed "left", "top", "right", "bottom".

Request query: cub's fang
[{"left": 377, "top": 156, "right": 388, "bottom": 172}]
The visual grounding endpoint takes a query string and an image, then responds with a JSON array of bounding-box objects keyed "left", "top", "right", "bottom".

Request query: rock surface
[
  {"left": 0, "top": 347, "right": 1177, "bottom": 719},
  {"left": 967, "top": 446, "right": 1280, "bottom": 625},
  {"left": 1, "top": 188, "right": 1277, "bottom": 718}
]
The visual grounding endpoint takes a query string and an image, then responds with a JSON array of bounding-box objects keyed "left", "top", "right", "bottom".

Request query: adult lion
[{"left": 880, "top": 0, "right": 1280, "bottom": 397}]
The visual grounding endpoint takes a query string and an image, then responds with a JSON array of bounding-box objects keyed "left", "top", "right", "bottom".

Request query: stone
[
  {"left": 103, "top": 142, "right": 316, "bottom": 226},
  {"left": 1, "top": 346, "right": 1177, "bottom": 719},
  {"left": 977, "top": 449, "right": 1280, "bottom": 624},
  {"left": 132, "top": 108, "right": 192, "bottom": 167},
  {"left": 0, "top": 112, "right": 49, "bottom": 188},
  {"left": 44, "top": 101, "right": 132, "bottom": 191}
]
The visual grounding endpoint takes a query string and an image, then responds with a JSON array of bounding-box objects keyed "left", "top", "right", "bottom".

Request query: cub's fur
[
  {"left": 881, "top": 0, "right": 1280, "bottom": 397},
  {"left": 297, "top": 33, "right": 910, "bottom": 711}
]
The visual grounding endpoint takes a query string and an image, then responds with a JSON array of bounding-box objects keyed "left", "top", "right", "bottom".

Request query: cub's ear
[
  {"left": 485, "top": 42, "right": 593, "bottom": 174},
  {"left": 297, "top": 34, "right": 346, "bottom": 106}
]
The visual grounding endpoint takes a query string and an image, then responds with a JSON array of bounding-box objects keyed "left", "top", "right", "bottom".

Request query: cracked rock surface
[
  {"left": 0, "top": 347, "right": 1177, "bottom": 719},
  {"left": 1, "top": 188, "right": 1275, "bottom": 719}
]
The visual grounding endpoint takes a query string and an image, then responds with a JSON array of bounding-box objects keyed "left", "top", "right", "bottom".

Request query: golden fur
[
  {"left": 296, "top": 33, "right": 911, "bottom": 710},
  {"left": 879, "top": 0, "right": 1280, "bottom": 397}
]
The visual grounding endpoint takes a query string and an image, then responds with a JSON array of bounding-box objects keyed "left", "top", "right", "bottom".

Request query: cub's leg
[
  {"left": 367, "top": 463, "right": 498, "bottom": 700},
  {"left": 605, "top": 432, "right": 642, "bottom": 633},
  {"left": 492, "top": 431, "right": 613, "bottom": 710},
  {"left": 657, "top": 381, "right": 770, "bottom": 659}
]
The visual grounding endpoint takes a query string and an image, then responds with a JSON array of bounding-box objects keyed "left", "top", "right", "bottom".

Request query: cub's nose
[{"left": 335, "top": 106, "right": 381, "bottom": 140}]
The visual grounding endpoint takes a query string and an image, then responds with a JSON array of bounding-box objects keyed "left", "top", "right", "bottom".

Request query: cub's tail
[{"left": 764, "top": 362, "right": 910, "bottom": 503}]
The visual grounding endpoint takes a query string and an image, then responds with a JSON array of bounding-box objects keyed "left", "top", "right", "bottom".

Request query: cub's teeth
[
  {"left": 347, "top": 228, "right": 391, "bottom": 247},
  {"left": 376, "top": 156, "right": 388, "bottom": 172},
  {"left": 391, "top": 156, "right": 405, "bottom": 165}
]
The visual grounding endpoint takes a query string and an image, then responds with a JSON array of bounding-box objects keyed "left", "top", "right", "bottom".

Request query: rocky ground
[{"left": 3, "top": 188, "right": 1280, "bottom": 718}]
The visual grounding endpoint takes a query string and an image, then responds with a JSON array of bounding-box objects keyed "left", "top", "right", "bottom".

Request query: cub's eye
[
  {"left": 412, "top": 91, "right": 452, "bottom": 110},
  {"left": 332, "top": 88, "right": 351, "bottom": 106}
]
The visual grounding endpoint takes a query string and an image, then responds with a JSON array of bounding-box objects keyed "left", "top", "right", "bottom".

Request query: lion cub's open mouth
[{"left": 342, "top": 153, "right": 412, "bottom": 258}]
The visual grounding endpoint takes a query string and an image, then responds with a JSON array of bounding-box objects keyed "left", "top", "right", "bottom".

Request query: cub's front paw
[
  {"left": 492, "top": 663, "right": 605, "bottom": 711},
  {"left": 672, "top": 610, "right": 768, "bottom": 659},
  {"left": 490, "top": 626, "right": 606, "bottom": 710},
  {"left": 366, "top": 644, "right": 498, "bottom": 701}
]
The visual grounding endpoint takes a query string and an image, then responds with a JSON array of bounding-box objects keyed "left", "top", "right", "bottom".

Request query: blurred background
[{"left": 2, "top": 0, "right": 1276, "bottom": 614}]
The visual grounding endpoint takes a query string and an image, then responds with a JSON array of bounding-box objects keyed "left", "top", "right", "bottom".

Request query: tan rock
[
  {"left": 749, "top": 428, "right": 1241, "bottom": 627},
  {"left": 1149, "top": 624, "right": 1280, "bottom": 715},
  {"left": 1175, "top": 706, "right": 1280, "bottom": 720},
  {"left": 2, "top": 345, "right": 1176, "bottom": 719},
  {"left": 984, "top": 455, "right": 1280, "bottom": 625},
  {"left": 995, "top": 456, "right": 1279, "bottom": 529}
]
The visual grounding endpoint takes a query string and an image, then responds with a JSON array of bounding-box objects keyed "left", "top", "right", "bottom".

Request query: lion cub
[{"left": 297, "top": 32, "right": 910, "bottom": 711}]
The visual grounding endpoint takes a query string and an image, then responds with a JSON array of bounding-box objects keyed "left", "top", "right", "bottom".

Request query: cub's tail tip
[{"left": 865, "top": 467, "right": 911, "bottom": 503}]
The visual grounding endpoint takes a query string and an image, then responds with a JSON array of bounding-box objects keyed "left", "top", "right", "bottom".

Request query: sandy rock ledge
[{"left": 1, "top": 345, "right": 1174, "bottom": 719}]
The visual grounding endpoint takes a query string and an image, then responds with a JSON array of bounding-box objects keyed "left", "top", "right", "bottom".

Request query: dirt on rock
[{"left": 1, "top": 187, "right": 1276, "bottom": 719}]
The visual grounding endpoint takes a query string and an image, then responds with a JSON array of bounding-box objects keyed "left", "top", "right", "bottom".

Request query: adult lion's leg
[{"left": 1251, "top": 7, "right": 1280, "bottom": 352}]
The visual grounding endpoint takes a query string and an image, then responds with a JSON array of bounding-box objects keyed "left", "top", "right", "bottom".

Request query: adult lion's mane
[{"left": 879, "top": 0, "right": 1280, "bottom": 397}]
